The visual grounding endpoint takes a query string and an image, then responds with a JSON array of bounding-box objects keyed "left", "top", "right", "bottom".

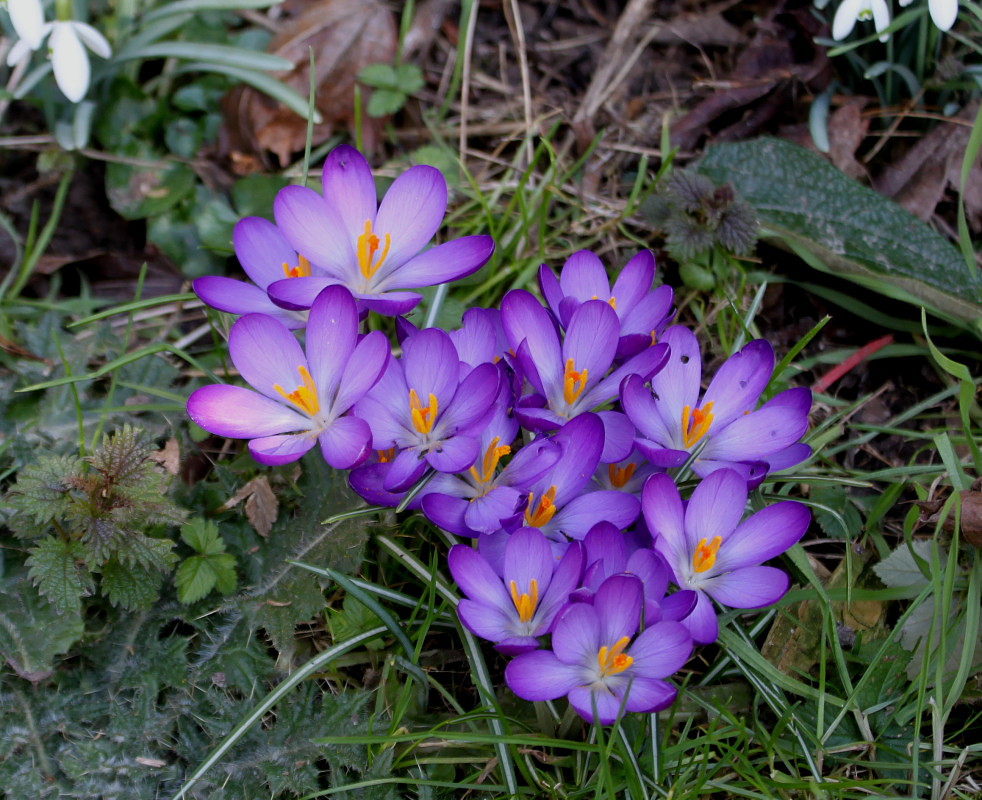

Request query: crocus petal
[
  {"left": 248, "top": 433, "right": 317, "bottom": 465},
  {"left": 421, "top": 492, "right": 471, "bottom": 535},
  {"left": 683, "top": 591, "right": 719, "bottom": 644},
  {"left": 187, "top": 384, "right": 308, "bottom": 438},
  {"left": 383, "top": 447, "right": 427, "bottom": 492},
  {"left": 504, "top": 528, "right": 556, "bottom": 602},
  {"left": 551, "top": 602, "right": 600, "bottom": 665},
  {"left": 586, "top": 342, "right": 669, "bottom": 408},
  {"left": 551, "top": 491, "right": 640, "bottom": 540},
  {"left": 438, "top": 363, "right": 500, "bottom": 433},
  {"left": 320, "top": 145, "right": 378, "bottom": 235},
  {"left": 464, "top": 486, "right": 520, "bottom": 534},
  {"left": 267, "top": 276, "right": 338, "bottom": 311},
  {"left": 50, "top": 23, "right": 89, "bottom": 102},
  {"left": 457, "top": 600, "right": 514, "bottom": 642},
  {"left": 684, "top": 469, "right": 748, "bottom": 549},
  {"left": 537, "top": 264, "right": 564, "bottom": 321},
  {"left": 229, "top": 313, "right": 309, "bottom": 404},
  {"left": 192, "top": 276, "right": 305, "bottom": 327},
  {"left": 704, "top": 565, "right": 789, "bottom": 608},
  {"left": 501, "top": 290, "right": 563, "bottom": 396},
  {"left": 570, "top": 685, "right": 626, "bottom": 724},
  {"left": 403, "top": 328, "right": 460, "bottom": 404},
  {"left": 305, "top": 285, "right": 359, "bottom": 403},
  {"left": 929, "top": 0, "right": 958, "bottom": 29},
  {"left": 498, "top": 438, "right": 561, "bottom": 487},
  {"left": 623, "top": 677, "right": 678, "bottom": 714},
  {"left": 619, "top": 285, "right": 674, "bottom": 340},
  {"left": 765, "top": 443, "right": 812, "bottom": 472},
  {"left": 332, "top": 330, "right": 390, "bottom": 412},
  {"left": 648, "top": 326, "right": 701, "bottom": 427},
  {"left": 610, "top": 251, "right": 656, "bottom": 313},
  {"left": 559, "top": 250, "right": 611, "bottom": 301},
  {"left": 621, "top": 374, "right": 674, "bottom": 447},
  {"left": 629, "top": 621, "right": 692, "bottom": 677},
  {"left": 448, "top": 544, "right": 511, "bottom": 605},
  {"left": 380, "top": 236, "right": 494, "bottom": 289},
  {"left": 505, "top": 651, "right": 581, "bottom": 701},
  {"left": 706, "top": 404, "right": 809, "bottom": 463},
  {"left": 596, "top": 411, "right": 637, "bottom": 464},
  {"left": 373, "top": 166, "right": 448, "bottom": 274},
  {"left": 593, "top": 574, "right": 642, "bottom": 644},
  {"left": 317, "top": 415, "right": 373, "bottom": 469},
  {"left": 545, "top": 413, "right": 605, "bottom": 506},
  {"left": 701, "top": 339, "right": 773, "bottom": 428},
  {"left": 232, "top": 216, "right": 302, "bottom": 288},
  {"left": 356, "top": 290, "right": 423, "bottom": 316},
  {"left": 274, "top": 186, "right": 353, "bottom": 275},
  {"left": 562, "top": 299, "right": 619, "bottom": 390},
  {"left": 425, "top": 434, "right": 479, "bottom": 474},
  {"left": 641, "top": 473, "right": 686, "bottom": 560},
  {"left": 714, "top": 500, "right": 810, "bottom": 571}
]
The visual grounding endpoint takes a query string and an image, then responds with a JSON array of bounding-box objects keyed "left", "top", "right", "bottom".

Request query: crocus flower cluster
[{"left": 187, "top": 144, "right": 813, "bottom": 726}]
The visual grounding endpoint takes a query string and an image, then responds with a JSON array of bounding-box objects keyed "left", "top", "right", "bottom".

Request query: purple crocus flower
[
  {"left": 508, "top": 414, "right": 641, "bottom": 542},
  {"left": 621, "top": 325, "right": 811, "bottom": 483},
  {"left": 193, "top": 216, "right": 314, "bottom": 329},
  {"left": 538, "top": 250, "right": 675, "bottom": 359},
  {"left": 501, "top": 289, "right": 668, "bottom": 463},
  {"left": 267, "top": 145, "right": 494, "bottom": 316},
  {"left": 505, "top": 574, "right": 693, "bottom": 724},
  {"left": 186, "top": 285, "right": 388, "bottom": 467},
  {"left": 642, "top": 469, "right": 810, "bottom": 644},
  {"left": 448, "top": 527, "right": 584, "bottom": 655},
  {"left": 352, "top": 327, "right": 499, "bottom": 492}
]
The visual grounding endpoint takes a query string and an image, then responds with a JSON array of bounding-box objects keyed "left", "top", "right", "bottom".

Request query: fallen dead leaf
[
  {"left": 827, "top": 98, "right": 869, "bottom": 180},
  {"left": 150, "top": 438, "right": 181, "bottom": 476},
  {"left": 219, "top": 475, "right": 279, "bottom": 537},
  {"left": 220, "top": 0, "right": 397, "bottom": 168}
]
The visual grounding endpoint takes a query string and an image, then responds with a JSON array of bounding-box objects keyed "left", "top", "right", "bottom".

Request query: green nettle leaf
[
  {"left": 100, "top": 559, "right": 161, "bottom": 610},
  {"left": 327, "top": 597, "right": 384, "bottom": 650},
  {"left": 114, "top": 531, "right": 178, "bottom": 572},
  {"left": 25, "top": 537, "right": 93, "bottom": 615},
  {"left": 88, "top": 425, "right": 154, "bottom": 485},
  {"left": 6, "top": 454, "right": 84, "bottom": 530},
  {"left": 0, "top": 574, "right": 84, "bottom": 682},
  {"left": 176, "top": 555, "right": 218, "bottom": 604},
  {"left": 697, "top": 137, "right": 982, "bottom": 328}
]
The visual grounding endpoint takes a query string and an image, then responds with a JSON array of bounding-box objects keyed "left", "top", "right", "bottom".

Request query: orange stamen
[
  {"left": 524, "top": 486, "right": 557, "bottom": 528},
  {"left": 377, "top": 448, "right": 395, "bottom": 463},
  {"left": 597, "top": 636, "right": 634, "bottom": 676},
  {"left": 563, "top": 358, "right": 589, "bottom": 405},
  {"left": 357, "top": 219, "right": 391, "bottom": 280},
  {"left": 692, "top": 536, "right": 722, "bottom": 573},
  {"left": 608, "top": 462, "right": 637, "bottom": 489},
  {"left": 681, "top": 400, "right": 714, "bottom": 449},
  {"left": 468, "top": 437, "right": 511, "bottom": 485},
  {"left": 509, "top": 578, "right": 539, "bottom": 623},
  {"left": 281, "top": 254, "right": 311, "bottom": 279},
  {"left": 409, "top": 389, "right": 438, "bottom": 435},
  {"left": 273, "top": 365, "right": 319, "bottom": 415}
]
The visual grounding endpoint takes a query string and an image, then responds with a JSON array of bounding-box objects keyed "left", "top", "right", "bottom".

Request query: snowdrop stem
[{"left": 54, "top": 0, "right": 72, "bottom": 22}]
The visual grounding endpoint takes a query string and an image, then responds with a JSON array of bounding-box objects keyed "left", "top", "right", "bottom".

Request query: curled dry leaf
[
  {"left": 220, "top": 0, "right": 397, "bottom": 168},
  {"left": 918, "top": 482, "right": 982, "bottom": 548},
  {"left": 218, "top": 475, "right": 279, "bottom": 537},
  {"left": 150, "top": 438, "right": 181, "bottom": 476}
]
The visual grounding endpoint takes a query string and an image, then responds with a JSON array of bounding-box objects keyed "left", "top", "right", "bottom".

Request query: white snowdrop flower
[
  {"left": 832, "top": 0, "right": 892, "bottom": 41},
  {"left": 6, "top": 0, "right": 45, "bottom": 49},
  {"left": 928, "top": 0, "right": 958, "bottom": 30}
]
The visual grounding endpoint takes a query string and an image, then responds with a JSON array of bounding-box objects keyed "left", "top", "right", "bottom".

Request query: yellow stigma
[
  {"left": 469, "top": 436, "right": 511, "bottom": 485},
  {"left": 357, "top": 219, "right": 391, "bottom": 280},
  {"left": 509, "top": 578, "right": 539, "bottom": 624},
  {"left": 273, "top": 365, "right": 319, "bottom": 415},
  {"left": 692, "top": 536, "right": 722, "bottom": 573},
  {"left": 597, "top": 636, "right": 634, "bottom": 676},
  {"left": 524, "top": 486, "right": 557, "bottom": 528},
  {"left": 681, "top": 400, "right": 714, "bottom": 449},
  {"left": 608, "top": 462, "right": 637, "bottom": 489},
  {"left": 281, "top": 254, "right": 311, "bottom": 279},
  {"left": 377, "top": 448, "right": 395, "bottom": 463},
  {"left": 563, "top": 358, "right": 589, "bottom": 405},
  {"left": 408, "top": 388, "right": 438, "bottom": 435}
]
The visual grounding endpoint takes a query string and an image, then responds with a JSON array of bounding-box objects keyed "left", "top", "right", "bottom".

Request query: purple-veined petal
[
  {"left": 635, "top": 442, "right": 689, "bottom": 468},
  {"left": 268, "top": 276, "right": 339, "bottom": 311},
  {"left": 348, "top": 462, "right": 404, "bottom": 507},
  {"left": 317, "top": 415, "right": 373, "bottom": 469},
  {"left": 321, "top": 145, "right": 378, "bottom": 235},
  {"left": 504, "top": 527, "right": 556, "bottom": 603},
  {"left": 684, "top": 468, "right": 748, "bottom": 549},
  {"left": 552, "top": 491, "right": 640, "bottom": 540},
  {"left": 193, "top": 276, "right": 305, "bottom": 327},
  {"left": 623, "top": 677, "right": 678, "bottom": 713},
  {"left": 356, "top": 290, "right": 423, "bottom": 316},
  {"left": 448, "top": 544, "right": 511, "bottom": 605},
  {"left": 704, "top": 565, "right": 789, "bottom": 608},
  {"left": 714, "top": 500, "right": 810, "bottom": 571},
  {"left": 559, "top": 250, "right": 610, "bottom": 301},
  {"left": 274, "top": 185, "right": 353, "bottom": 275},
  {"left": 551, "top": 602, "right": 600, "bottom": 665},
  {"left": 545, "top": 413, "right": 605, "bottom": 506},
  {"left": 682, "top": 591, "right": 719, "bottom": 644},
  {"left": 501, "top": 290, "right": 563, "bottom": 394},
  {"left": 229, "top": 313, "right": 310, "bottom": 404},
  {"left": 187, "top": 384, "right": 308, "bottom": 438},
  {"left": 610, "top": 250, "right": 655, "bottom": 313},
  {"left": 628, "top": 621, "right": 692, "bottom": 678},
  {"left": 248, "top": 432, "right": 317, "bottom": 465},
  {"left": 641, "top": 474, "right": 686, "bottom": 560},
  {"left": 305, "top": 285, "right": 359, "bottom": 405},
  {"left": 701, "top": 339, "right": 773, "bottom": 428},
  {"left": 620, "top": 285, "right": 674, "bottom": 340},
  {"left": 495, "top": 636, "right": 542, "bottom": 656},
  {"left": 537, "top": 263, "right": 564, "bottom": 320},
  {"left": 464, "top": 486, "right": 521, "bottom": 534},
  {"left": 373, "top": 166, "right": 448, "bottom": 274},
  {"left": 383, "top": 447, "right": 427, "bottom": 492},
  {"left": 498, "top": 438, "right": 561, "bottom": 488},
  {"left": 596, "top": 410, "right": 637, "bottom": 464},
  {"left": 439, "top": 363, "right": 499, "bottom": 434},
  {"left": 593, "top": 574, "right": 642, "bottom": 644},
  {"left": 379, "top": 236, "right": 494, "bottom": 290},
  {"left": 403, "top": 328, "right": 461, "bottom": 405},
  {"left": 513, "top": 404, "right": 564, "bottom": 433},
  {"left": 648, "top": 326, "right": 702, "bottom": 429},
  {"left": 706, "top": 403, "right": 809, "bottom": 463},
  {"left": 421, "top": 492, "right": 472, "bottom": 536},
  {"left": 562, "top": 300, "right": 619, "bottom": 391},
  {"left": 232, "top": 216, "right": 301, "bottom": 288},
  {"left": 568, "top": 686, "right": 625, "bottom": 725},
  {"left": 333, "top": 330, "right": 390, "bottom": 412},
  {"left": 587, "top": 343, "right": 669, "bottom": 409},
  {"left": 661, "top": 590, "right": 697, "bottom": 622},
  {"left": 621, "top": 374, "right": 674, "bottom": 447},
  {"left": 457, "top": 600, "right": 513, "bottom": 642},
  {"left": 426, "top": 434, "right": 480, "bottom": 474},
  {"left": 505, "top": 651, "right": 581, "bottom": 701}
]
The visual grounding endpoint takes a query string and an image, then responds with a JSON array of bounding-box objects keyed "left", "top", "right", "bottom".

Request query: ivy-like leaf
[
  {"left": 25, "top": 537, "right": 93, "bottom": 615},
  {"left": 100, "top": 559, "right": 161, "bottom": 610}
]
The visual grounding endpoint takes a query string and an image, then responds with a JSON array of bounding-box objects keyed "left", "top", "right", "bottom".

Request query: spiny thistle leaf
[
  {"left": 25, "top": 537, "right": 93, "bottom": 615},
  {"left": 5, "top": 454, "right": 85, "bottom": 532}
]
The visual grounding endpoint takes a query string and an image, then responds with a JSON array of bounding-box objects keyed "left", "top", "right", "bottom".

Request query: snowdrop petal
[
  {"left": 929, "top": 0, "right": 958, "bottom": 30},
  {"left": 72, "top": 21, "right": 112, "bottom": 58},
  {"left": 832, "top": 0, "right": 863, "bottom": 39},
  {"left": 50, "top": 23, "right": 90, "bottom": 102},
  {"left": 9, "top": 0, "right": 46, "bottom": 49}
]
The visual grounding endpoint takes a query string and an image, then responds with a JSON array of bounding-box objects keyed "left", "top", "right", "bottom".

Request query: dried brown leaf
[
  {"left": 827, "top": 98, "right": 869, "bottom": 180},
  {"left": 150, "top": 438, "right": 181, "bottom": 476},
  {"left": 220, "top": 0, "right": 397, "bottom": 167},
  {"left": 218, "top": 475, "right": 279, "bottom": 537}
]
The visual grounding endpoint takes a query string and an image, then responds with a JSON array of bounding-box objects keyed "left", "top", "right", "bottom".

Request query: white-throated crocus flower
[
  {"left": 5, "top": 0, "right": 112, "bottom": 102},
  {"left": 449, "top": 527, "right": 584, "bottom": 655},
  {"left": 186, "top": 285, "right": 388, "bottom": 467},
  {"left": 505, "top": 574, "right": 693, "bottom": 724},
  {"left": 642, "top": 469, "right": 810, "bottom": 644},
  {"left": 538, "top": 249, "right": 675, "bottom": 360},
  {"left": 267, "top": 145, "right": 494, "bottom": 316},
  {"left": 620, "top": 325, "right": 811, "bottom": 484},
  {"left": 352, "top": 326, "right": 500, "bottom": 492}
]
